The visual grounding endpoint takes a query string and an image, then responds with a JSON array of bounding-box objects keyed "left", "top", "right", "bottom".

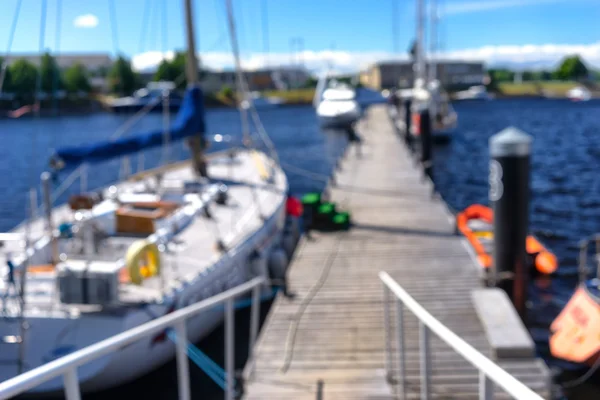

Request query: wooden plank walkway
[{"left": 242, "top": 105, "right": 551, "bottom": 399}]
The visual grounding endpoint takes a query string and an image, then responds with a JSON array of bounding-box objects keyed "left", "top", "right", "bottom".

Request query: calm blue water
[{"left": 4, "top": 99, "right": 600, "bottom": 397}]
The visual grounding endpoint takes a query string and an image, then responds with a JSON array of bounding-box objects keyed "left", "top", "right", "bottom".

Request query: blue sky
[{"left": 1, "top": 0, "right": 599, "bottom": 71}]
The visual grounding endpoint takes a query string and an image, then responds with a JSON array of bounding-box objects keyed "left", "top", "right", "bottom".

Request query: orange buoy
[
  {"left": 534, "top": 250, "right": 558, "bottom": 275},
  {"left": 412, "top": 113, "right": 421, "bottom": 135}
]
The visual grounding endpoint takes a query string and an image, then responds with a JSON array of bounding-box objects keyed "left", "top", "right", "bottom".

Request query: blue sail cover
[{"left": 54, "top": 86, "right": 206, "bottom": 169}]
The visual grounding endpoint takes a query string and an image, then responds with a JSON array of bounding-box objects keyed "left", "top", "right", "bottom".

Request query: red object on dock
[{"left": 286, "top": 196, "right": 303, "bottom": 217}]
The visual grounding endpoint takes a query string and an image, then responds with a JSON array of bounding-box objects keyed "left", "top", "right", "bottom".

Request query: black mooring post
[
  {"left": 419, "top": 109, "right": 433, "bottom": 184},
  {"left": 404, "top": 99, "right": 412, "bottom": 149},
  {"left": 490, "top": 127, "right": 532, "bottom": 320}
]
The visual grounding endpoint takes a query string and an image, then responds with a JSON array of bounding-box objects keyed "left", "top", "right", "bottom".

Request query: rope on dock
[{"left": 279, "top": 238, "right": 342, "bottom": 373}]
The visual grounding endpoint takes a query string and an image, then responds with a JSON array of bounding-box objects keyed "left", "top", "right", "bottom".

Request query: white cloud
[
  {"left": 445, "top": 0, "right": 580, "bottom": 15},
  {"left": 73, "top": 14, "right": 99, "bottom": 28},
  {"left": 131, "top": 42, "right": 600, "bottom": 75}
]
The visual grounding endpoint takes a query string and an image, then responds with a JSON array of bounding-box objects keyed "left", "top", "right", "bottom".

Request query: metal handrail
[
  {"left": 379, "top": 271, "right": 544, "bottom": 400},
  {"left": 0, "top": 276, "right": 266, "bottom": 400}
]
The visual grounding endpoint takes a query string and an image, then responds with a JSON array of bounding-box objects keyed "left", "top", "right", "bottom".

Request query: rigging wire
[
  {"left": 108, "top": 0, "right": 120, "bottom": 55},
  {"left": 223, "top": 0, "right": 252, "bottom": 146},
  {"left": 52, "top": 0, "right": 63, "bottom": 115},
  {"left": 149, "top": 0, "right": 160, "bottom": 52},
  {"left": 161, "top": 0, "right": 168, "bottom": 56},
  {"left": 560, "top": 356, "right": 600, "bottom": 389},
  {"left": 139, "top": 0, "right": 151, "bottom": 53},
  {"left": 0, "top": 0, "right": 23, "bottom": 94}
]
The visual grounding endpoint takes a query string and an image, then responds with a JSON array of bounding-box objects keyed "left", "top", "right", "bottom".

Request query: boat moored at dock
[
  {"left": 0, "top": 85, "right": 299, "bottom": 394},
  {"left": 550, "top": 236, "right": 600, "bottom": 369},
  {"left": 0, "top": 0, "right": 303, "bottom": 395}
]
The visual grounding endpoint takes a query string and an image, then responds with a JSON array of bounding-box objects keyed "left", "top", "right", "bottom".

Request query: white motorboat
[
  {"left": 315, "top": 81, "right": 361, "bottom": 129},
  {"left": 566, "top": 86, "right": 592, "bottom": 102},
  {"left": 454, "top": 85, "right": 492, "bottom": 101},
  {"left": 0, "top": 0, "right": 302, "bottom": 395}
]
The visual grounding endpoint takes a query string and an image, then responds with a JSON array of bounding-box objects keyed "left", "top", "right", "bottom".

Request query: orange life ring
[{"left": 456, "top": 204, "right": 558, "bottom": 274}]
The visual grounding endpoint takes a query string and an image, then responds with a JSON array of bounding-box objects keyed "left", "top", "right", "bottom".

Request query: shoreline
[{"left": 2, "top": 89, "right": 595, "bottom": 119}]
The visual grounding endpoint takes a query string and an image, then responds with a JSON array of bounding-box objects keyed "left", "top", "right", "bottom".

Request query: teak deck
[{"left": 242, "top": 106, "right": 551, "bottom": 399}]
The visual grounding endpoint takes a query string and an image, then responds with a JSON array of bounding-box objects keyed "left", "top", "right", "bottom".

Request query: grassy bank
[
  {"left": 263, "top": 88, "right": 315, "bottom": 105},
  {"left": 496, "top": 81, "right": 579, "bottom": 97}
]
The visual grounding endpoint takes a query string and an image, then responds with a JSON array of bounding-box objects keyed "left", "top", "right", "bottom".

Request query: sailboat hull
[{"left": 0, "top": 150, "right": 294, "bottom": 395}]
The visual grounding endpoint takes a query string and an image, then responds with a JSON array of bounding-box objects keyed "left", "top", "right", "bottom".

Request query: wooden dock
[{"left": 242, "top": 105, "right": 551, "bottom": 399}]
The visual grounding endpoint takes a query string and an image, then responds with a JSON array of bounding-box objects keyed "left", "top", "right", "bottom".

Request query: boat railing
[
  {"left": 0, "top": 276, "right": 266, "bottom": 400},
  {"left": 577, "top": 234, "right": 600, "bottom": 283},
  {"left": 379, "top": 271, "right": 544, "bottom": 400}
]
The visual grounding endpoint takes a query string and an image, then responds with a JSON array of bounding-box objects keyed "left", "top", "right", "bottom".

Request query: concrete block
[{"left": 471, "top": 288, "right": 535, "bottom": 359}]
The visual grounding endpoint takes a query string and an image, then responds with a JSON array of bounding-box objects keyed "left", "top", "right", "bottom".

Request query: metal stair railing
[
  {"left": 379, "top": 271, "right": 544, "bottom": 400},
  {"left": 0, "top": 276, "right": 266, "bottom": 400}
]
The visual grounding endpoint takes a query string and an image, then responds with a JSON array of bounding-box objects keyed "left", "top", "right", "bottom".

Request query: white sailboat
[
  {"left": 395, "top": 0, "right": 457, "bottom": 141},
  {"left": 0, "top": 0, "right": 301, "bottom": 394}
]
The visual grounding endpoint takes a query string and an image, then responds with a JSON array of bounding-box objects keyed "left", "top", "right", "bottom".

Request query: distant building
[
  {"left": 360, "top": 61, "right": 485, "bottom": 90},
  {"left": 201, "top": 67, "right": 310, "bottom": 94}
]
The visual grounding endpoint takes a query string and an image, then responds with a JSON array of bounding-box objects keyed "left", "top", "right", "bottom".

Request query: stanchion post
[{"left": 419, "top": 109, "right": 433, "bottom": 186}]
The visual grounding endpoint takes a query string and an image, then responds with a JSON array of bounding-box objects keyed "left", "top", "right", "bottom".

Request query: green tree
[
  {"left": 0, "top": 57, "right": 12, "bottom": 93},
  {"left": 9, "top": 58, "right": 38, "bottom": 99},
  {"left": 488, "top": 69, "right": 514, "bottom": 82},
  {"left": 153, "top": 52, "right": 191, "bottom": 87},
  {"left": 153, "top": 60, "right": 177, "bottom": 82},
  {"left": 522, "top": 71, "right": 535, "bottom": 81},
  {"left": 40, "top": 52, "right": 63, "bottom": 93},
  {"left": 171, "top": 51, "right": 187, "bottom": 80},
  {"left": 304, "top": 76, "right": 318, "bottom": 88},
  {"left": 63, "top": 63, "right": 91, "bottom": 93},
  {"left": 220, "top": 85, "right": 234, "bottom": 100},
  {"left": 108, "top": 56, "right": 139, "bottom": 95},
  {"left": 555, "top": 55, "right": 589, "bottom": 81}
]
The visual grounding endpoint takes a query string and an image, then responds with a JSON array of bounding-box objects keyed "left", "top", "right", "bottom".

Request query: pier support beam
[{"left": 489, "top": 127, "right": 532, "bottom": 320}]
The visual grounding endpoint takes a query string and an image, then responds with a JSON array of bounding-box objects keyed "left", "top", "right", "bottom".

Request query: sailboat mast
[
  {"left": 429, "top": 0, "right": 437, "bottom": 83},
  {"left": 184, "top": 0, "right": 199, "bottom": 85},
  {"left": 183, "top": 0, "right": 209, "bottom": 177},
  {"left": 225, "top": 0, "right": 252, "bottom": 145},
  {"left": 415, "top": 0, "right": 425, "bottom": 84}
]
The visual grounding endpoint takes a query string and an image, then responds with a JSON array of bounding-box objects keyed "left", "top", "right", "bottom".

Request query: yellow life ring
[{"left": 125, "top": 240, "right": 161, "bottom": 285}]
